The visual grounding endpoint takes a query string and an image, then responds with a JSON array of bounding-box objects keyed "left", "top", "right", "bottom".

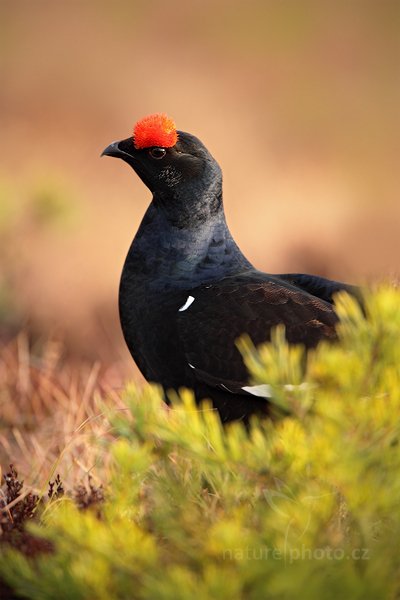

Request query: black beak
[
  {"left": 101, "top": 141, "right": 125, "bottom": 158},
  {"left": 101, "top": 138, "right": 136, "bottom": 159}
]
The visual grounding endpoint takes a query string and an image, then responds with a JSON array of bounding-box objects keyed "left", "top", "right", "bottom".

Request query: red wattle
[{"left": 133, "top": 113, "right": 178, "bottom": 149}]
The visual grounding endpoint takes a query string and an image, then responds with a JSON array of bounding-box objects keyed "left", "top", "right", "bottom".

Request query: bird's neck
[{"left": 124, "top": 200, "right": 252, "bottom": 290}]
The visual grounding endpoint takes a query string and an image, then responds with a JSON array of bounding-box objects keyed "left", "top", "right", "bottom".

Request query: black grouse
[{"left": 102, "top": 113, "right": 358, "bottom": 423}]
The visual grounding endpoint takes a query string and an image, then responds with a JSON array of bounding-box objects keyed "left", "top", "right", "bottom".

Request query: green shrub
[{"left": 1, "top": 287, "right": 399, "bottom": 599}]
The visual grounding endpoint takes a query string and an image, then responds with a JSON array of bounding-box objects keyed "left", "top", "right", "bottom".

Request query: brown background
[{"left": 1, "top": 1, "right": 399, "bottom": 377}]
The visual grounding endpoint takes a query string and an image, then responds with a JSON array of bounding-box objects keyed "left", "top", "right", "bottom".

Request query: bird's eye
[{"left": 149, "top": 147, "right": 166, "bottom": 160}]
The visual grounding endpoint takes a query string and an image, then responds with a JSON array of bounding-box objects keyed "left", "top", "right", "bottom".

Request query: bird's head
[{"left": 102, "top": 114, "right": 222, "bottom": 214}]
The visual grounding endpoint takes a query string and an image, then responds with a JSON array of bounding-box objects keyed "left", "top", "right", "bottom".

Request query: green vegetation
[{"left": 1, "top": 287, "right": 399, "bottom": 599}]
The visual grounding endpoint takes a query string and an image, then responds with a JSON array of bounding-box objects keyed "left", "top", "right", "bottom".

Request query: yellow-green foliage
[{"left": 1, "top": 287, "right": 400, "bottom": 599}]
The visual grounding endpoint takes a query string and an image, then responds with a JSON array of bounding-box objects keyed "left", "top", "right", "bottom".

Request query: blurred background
[{"left": 1, "top": 0, "right": 399, "bottom": 376}]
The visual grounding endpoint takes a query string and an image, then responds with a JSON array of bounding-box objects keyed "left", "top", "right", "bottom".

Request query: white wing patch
[
  {"left": 179, "top": 295, "right": 195, "bottom": 312},
  {"left": 241, "top": 384, "right": 273, "bottom": 397},
  {"left": 242, "top": 382, "right": 309, "bottom": 397}
]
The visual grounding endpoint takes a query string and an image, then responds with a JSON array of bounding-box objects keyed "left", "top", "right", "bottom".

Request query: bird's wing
[
  {"left": 275, "top": 273, "right": 361, "bottom": 305},
  {"left": 177, "top": 274, "right": 338, "bottom": 396}
]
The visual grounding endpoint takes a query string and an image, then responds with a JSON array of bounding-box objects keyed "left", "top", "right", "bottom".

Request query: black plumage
[{"left": 102, "top": 119, "right": 359, "bottom": 423}]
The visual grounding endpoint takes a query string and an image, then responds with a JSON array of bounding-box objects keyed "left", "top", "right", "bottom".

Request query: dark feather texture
[{"left": 103, "top": 117, "right": 359, "bottom": 422}]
